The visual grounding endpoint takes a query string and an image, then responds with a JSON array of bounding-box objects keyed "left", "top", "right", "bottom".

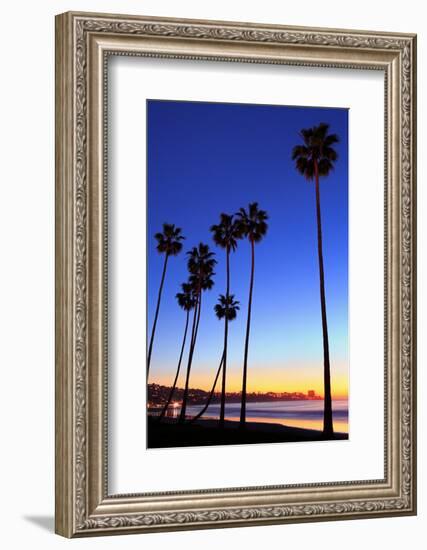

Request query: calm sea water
[{"left": 186, "top": 399, "right": 349, "bottom": 433}]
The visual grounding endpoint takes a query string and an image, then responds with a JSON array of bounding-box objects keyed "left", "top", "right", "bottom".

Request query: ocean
[{"left": 186, "top": 399, "right": 349, "bottom": 433}]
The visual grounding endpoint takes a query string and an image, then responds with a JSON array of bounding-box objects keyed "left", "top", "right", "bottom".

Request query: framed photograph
[{"left": 55, "top": 11, "right": 417, "bottom": 537}]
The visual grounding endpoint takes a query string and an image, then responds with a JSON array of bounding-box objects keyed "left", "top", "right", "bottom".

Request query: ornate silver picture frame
[{"left": 55, "top": 11, "right": 417, "bottom": 537}]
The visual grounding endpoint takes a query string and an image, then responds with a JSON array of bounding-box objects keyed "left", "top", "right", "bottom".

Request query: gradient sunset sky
[{"left": 147, "top": 100, "right": 349, "bottom": 399}]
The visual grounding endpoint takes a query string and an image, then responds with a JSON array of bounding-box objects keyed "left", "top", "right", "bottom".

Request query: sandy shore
[{"left": 147, "top": 416, "right": 348, "bottom": 448}]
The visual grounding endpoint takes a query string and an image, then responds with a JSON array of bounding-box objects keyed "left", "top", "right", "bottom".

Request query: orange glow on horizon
[{"left": 150, "top": 361, "right": 349, "bottom": 400}]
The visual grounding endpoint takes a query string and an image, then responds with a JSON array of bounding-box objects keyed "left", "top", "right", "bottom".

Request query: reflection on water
[{"left": 186, "top": 399, "right": 349, "bottom": 433}]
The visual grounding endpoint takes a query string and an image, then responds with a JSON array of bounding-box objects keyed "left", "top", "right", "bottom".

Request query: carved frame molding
[{"left": 55, "top": 12, "right": 416, "bottom": 537}]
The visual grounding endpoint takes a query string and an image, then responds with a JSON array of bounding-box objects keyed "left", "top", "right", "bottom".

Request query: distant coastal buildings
[{"left": 147, "top": 383, "right": 322, "bottom": 410}]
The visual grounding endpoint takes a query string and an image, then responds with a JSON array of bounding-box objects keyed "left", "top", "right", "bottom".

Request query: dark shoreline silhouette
[
  {"left": 147, "top": 417, "right": 348, "bottom": 449},
  {"left": 148, "top": 383, "right": 324, "bottom": 407}
]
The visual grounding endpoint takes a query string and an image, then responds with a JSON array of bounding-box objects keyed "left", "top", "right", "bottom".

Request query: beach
[
  {"left": 147, "top": 415, "right": 348, "bottom": 449},
  {"left": 186, "top": 399, "right": 349, "bottom": 433}
]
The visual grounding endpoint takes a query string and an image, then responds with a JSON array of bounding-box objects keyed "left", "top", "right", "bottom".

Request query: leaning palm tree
[
  {"left": 214, "top": 294, "right": 240, "bottom": 426},
  {"left": 235, "top": 203, "right": 268, "bottom": 427},
  {"left": 147, "top": 223, "right": 184, "bottom": 376},
  {"left": 210, "top": 214, "right": 240, "bottom": 426},
  {"left": 188, "top": 350, "right": 224, "bottom": 423},
  {"left": 158, "top": 283, "right": 196, "bottom": 421},
  {"left": 291, "top": 122, "right": 339, "bottom": 438},
  {"left": 179, "top": 243, "right": 216, "bottom": 421}
]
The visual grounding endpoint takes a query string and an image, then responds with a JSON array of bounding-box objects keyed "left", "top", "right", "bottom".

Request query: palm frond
[
  {"left": 235, "top": 203, "right": 269, "bottom": 243},
  {"left": 300, "top": 127, "right": 313, "bottom": 146},
  {"left": 291, "top": 144, "right": 310, "bottom": 160},
  {"left": 154, "top": 223, "right": 185, "bottom": 255},
  {"left": 317, "top": 158, "right": 334, "bottom": 176},
  {"left": 314, "top": 123, "right": 330, "bottom": 141},
  {"left": 214, "top": 293, "right": 240, "bottom": 321},
  {"left": 323, "top": 132, "right": 339, "bottom": 147},
  {"left": 322, "top": 146, "right": 338, "bottom": 162},
  {"left": 210, "top": 212, "right": 242, "bottom": 251},
  {"left": 292, "top": 123, "right": 340, "bottom": 181},
  {"left": 214, "top": 304, "right": 225, "bottom": 319}
]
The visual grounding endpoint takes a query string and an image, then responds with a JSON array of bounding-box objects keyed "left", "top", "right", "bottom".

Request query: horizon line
[{"left": 148, "top": 382, "right": 348, "bottom": 400}]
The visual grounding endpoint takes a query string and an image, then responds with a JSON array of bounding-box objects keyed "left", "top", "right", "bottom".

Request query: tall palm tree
[
  {"left": 235, "top": 203, "right": 268, "bottom": 427},
  {"left": 179, "top": 243, "right": 216, "bottom": 421},
  {"left": 147, "top": 223, "right": 184, "bottom": 376},
  {"left": 291, "top": 122, "right": 339, "bottom": 438},
  {"left": 210, "top": 214, "right": 240, "bottom": 426},
  {"left": 214, "top": 294, "right": 240, "bottom": 426},
  {"left": 158, "top": 283, "right": 196, "bottom": 421}
]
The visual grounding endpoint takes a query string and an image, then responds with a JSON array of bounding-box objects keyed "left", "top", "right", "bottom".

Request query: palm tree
[
  {"left": 214, "top": 294, "right": 240, "bottom": 426},
  {"left": 210, "top": 214, "right": 240, "bottom": 426},
  {"left": 158, "top": 283, "right": 196, "bottom": 421},
  {"left": 179, "top": 243, "right": 216, "bottom": 421},
  {"left": 235, "top": 203, "right": 268, "bottom": 427},
  {"left": 291, "top": 122, "right": 339, "bottom": 438},
  {"left": 188, "top": 350, "right": 224, "bottom": 423},
  {"left": 147, "top": 223, "right": 184, "bottom": 376}
]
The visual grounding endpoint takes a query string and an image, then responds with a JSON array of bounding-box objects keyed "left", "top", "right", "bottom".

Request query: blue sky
[{"left": 147, "top": 99, "right": 348, "bottom": 396}]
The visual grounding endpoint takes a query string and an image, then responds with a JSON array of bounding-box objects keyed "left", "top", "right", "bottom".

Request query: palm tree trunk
[
  {"left": 179, "top": 290, "right": 202, "bottom": 422},
  {"left": 192, "top": 290, "right": 202, "bottom": 350},
  {"left": 220, "top": 247, "right": 230, "bottom": 427},
  {"left": 189, "top": 350, "right": 225, "bottom": 423},
  {"left": 147, "top": 253, "right": 169, "bottom": 377},
  {"left": 240, "top": 238, "right": 255, "bottom": 427},
  {"left": 158, "top": 310, "right": 190, "bottom": 421},
  {"left": 314, "top": 161, "right": 334, "bottom": 437}
]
